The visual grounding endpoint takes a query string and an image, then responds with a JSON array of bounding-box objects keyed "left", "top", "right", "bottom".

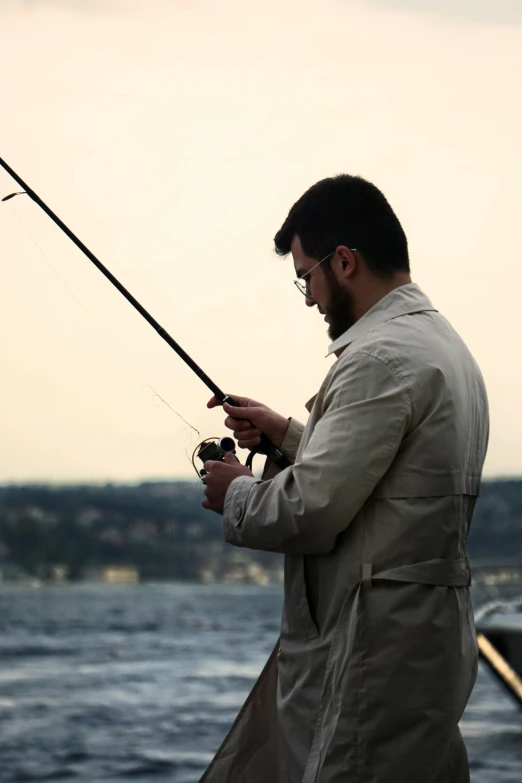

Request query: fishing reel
[{"left": 192, "top": 437, "right": 237, "bottom": 481}]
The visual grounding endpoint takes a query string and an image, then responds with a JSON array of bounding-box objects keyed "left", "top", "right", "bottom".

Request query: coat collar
[{"left": 326, "top": 283, "right": 437, "bottom": 358}]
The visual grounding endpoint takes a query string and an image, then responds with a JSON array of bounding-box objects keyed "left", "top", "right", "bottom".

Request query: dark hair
[{"left": 274, "top": 174, "right": 410, "bottom": 277}]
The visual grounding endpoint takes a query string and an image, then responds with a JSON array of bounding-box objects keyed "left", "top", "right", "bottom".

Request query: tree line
[{"left": 0, "top": 479, "right": 521, "bottom": 582}]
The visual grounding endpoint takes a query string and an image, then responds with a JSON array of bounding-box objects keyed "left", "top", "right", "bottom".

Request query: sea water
[{"left": 0, "top": 584, "right": 520, "bottom": 782}]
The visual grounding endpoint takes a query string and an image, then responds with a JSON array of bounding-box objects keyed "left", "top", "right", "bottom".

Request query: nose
[{"left": 305, "top": 293, "right": 316, "bottom": 308}]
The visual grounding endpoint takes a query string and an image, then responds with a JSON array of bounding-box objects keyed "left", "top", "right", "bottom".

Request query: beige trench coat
[{"left": 201, "top": 284, "right": 489, "bottom": 783}]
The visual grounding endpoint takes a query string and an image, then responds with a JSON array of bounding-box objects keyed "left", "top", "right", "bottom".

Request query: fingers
[
  {"left": 235, "top": 435, "right": 261, "bottom": 450},
  {"left": 207, "top": 394, "right": 256, "bottom": 409},
  {"left": 201, "top": 457, "right": 255, "bottom": 515},
  {"left": 207, "top": 397, "right": 268, "bottom": 449},
  {"left": 222, "top": 414, "right": 261, "bottom": 448},
  {"left": 226, "top": 417, "right": 260, "bottom": 435},
  {"left": 223, "top": 401, "right": 254, "bottom": 418},
  {"left": 234, "top": 428, "right": 261, "bottom": 442},
  {"left": 207, "top": 394, "right": 232, "bottom": 409},
  {"left": 234, "top": 429, "right": 261, "bottom": 449},
  {"left": 224, "top": 415, "right": 246, "bottom": 432},
  {"left": 222, "top": 404, "right": 263, "bottom": 442}
]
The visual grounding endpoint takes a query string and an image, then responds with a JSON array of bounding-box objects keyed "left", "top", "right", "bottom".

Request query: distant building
[
  {"left": 80, "top": 565, "right": 140, "bottom": 583},
  {"left": 103, "top": 566, "right": 140, "bottom": 584}
]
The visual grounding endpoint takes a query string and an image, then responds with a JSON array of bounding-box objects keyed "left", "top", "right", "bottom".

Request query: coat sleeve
[{"left": 222, "top": 351, "right": 412, "bottom": 555}]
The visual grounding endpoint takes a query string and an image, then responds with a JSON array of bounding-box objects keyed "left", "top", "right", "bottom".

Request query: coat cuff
[
  {"left": 262, "top": 417, "right": 306, "bottom": 481},
  {"left": 223, "top": 475, "right": 260, "bottom": 545},
  {"left": 281, "top": 417, "right": 305, "bottom": 461}
]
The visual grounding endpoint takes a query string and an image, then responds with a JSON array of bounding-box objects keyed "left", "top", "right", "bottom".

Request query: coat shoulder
[{"left": 342, "top": 309, "right": 487, "bottom": 400}]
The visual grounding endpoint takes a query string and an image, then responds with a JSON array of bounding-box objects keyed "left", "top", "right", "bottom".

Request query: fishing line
[
  {"left": 0, "top": 189, "right": 200, "bottom": 465},
  {"left": 0, "top": 157, "right": 291, "bottom": 472}
]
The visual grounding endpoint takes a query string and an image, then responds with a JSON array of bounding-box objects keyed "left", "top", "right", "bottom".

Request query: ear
[{"left": 336, "top": 246, "right": 357, "bottom": 278}]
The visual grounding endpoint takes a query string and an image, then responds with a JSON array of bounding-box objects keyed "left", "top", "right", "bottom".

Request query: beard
[{"left": 324, "top": 273, "right": 358, "bottom": 341}]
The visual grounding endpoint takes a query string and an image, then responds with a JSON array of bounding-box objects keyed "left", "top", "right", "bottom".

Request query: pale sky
[{"left": 0, "top": 0, "right": 521, "bottom": 482}]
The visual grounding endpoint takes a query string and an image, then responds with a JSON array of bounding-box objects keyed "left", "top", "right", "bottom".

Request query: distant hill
[
  {"left": 0, "top": 479, "right": 521, "bottom": 583},
  {"left": 0, "top": 481, "right": 281, "bottom": 583}
]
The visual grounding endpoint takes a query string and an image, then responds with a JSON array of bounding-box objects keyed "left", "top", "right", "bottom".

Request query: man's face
[{"left": 291, "top": 236, "right": 357, "bottom": 341}]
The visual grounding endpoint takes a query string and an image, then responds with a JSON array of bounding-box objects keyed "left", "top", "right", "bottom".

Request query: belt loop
[{"left": 362, "top": 562, "right": 373, "bottom": 591}]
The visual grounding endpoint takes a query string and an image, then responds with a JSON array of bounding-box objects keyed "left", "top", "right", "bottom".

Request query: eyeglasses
[{"left": 294, "top": 248, "right": 358, "bottom": 297}]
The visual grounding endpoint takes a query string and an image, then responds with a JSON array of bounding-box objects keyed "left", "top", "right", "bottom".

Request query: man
[{"left": 200, "top": 175, "right": 489, "bottom": 783}]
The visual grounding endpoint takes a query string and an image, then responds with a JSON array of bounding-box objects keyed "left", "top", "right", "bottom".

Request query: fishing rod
[{"left": 0, "top": 157, "right": 291, "bottom": 473}]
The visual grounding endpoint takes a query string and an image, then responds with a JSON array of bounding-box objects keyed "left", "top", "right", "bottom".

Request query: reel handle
[{"left": 223, "top": 397, "right": 291, "bottom": 470}]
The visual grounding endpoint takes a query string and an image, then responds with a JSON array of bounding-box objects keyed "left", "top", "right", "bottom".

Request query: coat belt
[
  {"left": 302, "top": 557, "right": 471, "bottom": 783},
  {"left": 359, "top": 556, "right": 471, "bottom": 590}
]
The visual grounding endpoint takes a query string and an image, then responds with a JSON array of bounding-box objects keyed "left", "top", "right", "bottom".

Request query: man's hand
[
  {"left": 207, "top": 394, "right": 290, "bottom": 451},
  {"left": 202, "top": 452, "right": 254, "bottom": 514}
]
